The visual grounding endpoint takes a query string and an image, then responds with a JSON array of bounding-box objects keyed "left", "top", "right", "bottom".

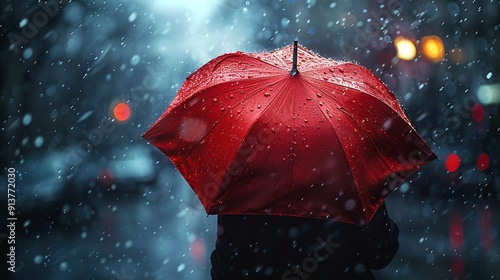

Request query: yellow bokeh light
[
  {"left": 421, "top": 35, "right": 445, "bottom": 63},
  {"left": 394, "top": 36, "right": 417, "bottom": 61}
]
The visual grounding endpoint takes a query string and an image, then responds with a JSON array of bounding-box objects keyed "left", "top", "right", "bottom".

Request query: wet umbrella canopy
[{"left": 143, "top": 40, "right": 436, "bottom": 225}]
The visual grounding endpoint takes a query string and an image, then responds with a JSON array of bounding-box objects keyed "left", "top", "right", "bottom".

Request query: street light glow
[
  {"left": 394, "top": 36, "right": 416, "bottom": 61},
  {"left": 421, "top": 35, "right": 445, "bottom": 63}
]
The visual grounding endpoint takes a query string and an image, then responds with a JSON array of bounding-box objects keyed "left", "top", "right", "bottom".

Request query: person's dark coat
[{"left": 211, "top": 202, "right": 399, "bottom": 280}]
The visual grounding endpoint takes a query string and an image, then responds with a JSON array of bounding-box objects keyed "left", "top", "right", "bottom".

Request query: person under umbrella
[{"left": 143, "top": 41, "right": 436, "bottom": 279}]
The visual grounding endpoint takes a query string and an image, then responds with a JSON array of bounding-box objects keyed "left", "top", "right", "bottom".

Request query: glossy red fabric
[{"left": 143, "top": 43, "right": 436, "bottom": 225}]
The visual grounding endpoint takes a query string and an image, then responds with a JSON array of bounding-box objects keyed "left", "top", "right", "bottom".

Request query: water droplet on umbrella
[
  {"left": 319, "top": 101, "right": 324, "bottom": 106},
  {"left": 304, "top": 119, "right": 308, "bottom": 123},
  {"left": 257, "top": 104, "right": 261, "bottom": 109},
  {"left": 306, "top": 97, "right": 312, "bottom": 100},
  {"left": 316, "top": 93, "right": 322, "bottom": 97},
  {"left": 345, "top": 199, "right": 356, "bottom": 211},
  {"left": 264, "top": 92, "right": 270, "bottom": 97},
  {"left": 230, "top": 94, "right": 234, "bottom": 98},
  {"left": 213, "top": 98, "right": 218, "bottom": 103}
]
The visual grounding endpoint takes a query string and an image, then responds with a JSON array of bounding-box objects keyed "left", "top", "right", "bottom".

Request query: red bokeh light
[
  {"left": 113, "top": 102, "right": 131, "bottom": 122},
  {"left": 445, "top": 153, "right": 461, "bottom": 173},
  {"left": 477, "top": 153, "right": 490, "bottom": 171},
  {"left": 98, "top": 168, "right": 113, "bottom": 186},
  {"left": 471, "top": 103, "right": 485, "bottom": 122},
  {"left": 450, "top": 211, "right": 463, "bottom": 251},
  {"left": 190, "top": 238, "right": 206, "bottom": 263}
]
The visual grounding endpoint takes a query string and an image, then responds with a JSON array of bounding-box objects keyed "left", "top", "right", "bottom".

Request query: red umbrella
[{"left": 143, "top": 41, "right": 436, "bottom": 225}]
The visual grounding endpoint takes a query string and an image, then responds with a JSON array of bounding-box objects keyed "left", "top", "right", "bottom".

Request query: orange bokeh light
[
  {"left": 114, "top": 102, "right": 131, "bottom": 121},
  {"left": 421, "top": 35, "right": 445, "bottom": 63}
]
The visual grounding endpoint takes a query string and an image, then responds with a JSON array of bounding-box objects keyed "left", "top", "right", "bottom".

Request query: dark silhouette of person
[{"left": 211, "top": 202, "right": 399, "bottom": 280}]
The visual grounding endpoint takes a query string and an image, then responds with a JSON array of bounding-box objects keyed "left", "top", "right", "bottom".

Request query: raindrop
[
  {"left": 22, "top": 114, "right": 32, "bottom": 126},
  {"left": 124, "top": 239, "right": 133, "bottom": 248},
  {"left": 128, "top": 12, "right": 137, "bottom": 22},
  {"left": 34, "top": 255, "right": 43, "bottom": 265},
  {"left": 281, "top": 17, "right": 290, "bottom": 28},
  {"left": 383, "top": 119, "right": 392, "bottom": 130},
  {"left": 399, "top": 182, "right": 409, "bottom": 193},
  {"left": 77, "top": 110, "right": 93, "bottom": 123},
  {"left": 59, "top": 261, "right": 68, "bottom": 271},
  {"left": 23, "top": 48, "right": 33, "bottom": 60},
  {"left": 130, "top": 54, "right": 140, "bottom": 66},
  {"left": 19, "top": 18, "right": 28, "bottom": 28},
  {"left": 329, "top": 2, "right": 337, "bottom": 9},
  {"left": 177, "top": 263, "right": 186, "bottom": 272},
  {"left": 486, "top": 72, "right": 492, "bottom": 79},
  {"left": 34, "top": 136, "right": 44, "bottom": 148},
  {"left": 447, "top": 2, "right": 460, "bottom": 18},
  {"left": 344, "top": 199, "right": 356, "bottom": 211}
]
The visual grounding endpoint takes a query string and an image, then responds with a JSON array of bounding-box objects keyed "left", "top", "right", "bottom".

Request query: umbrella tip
[{"left": 290, "top": 39, "right": 299, "bottom": 76}]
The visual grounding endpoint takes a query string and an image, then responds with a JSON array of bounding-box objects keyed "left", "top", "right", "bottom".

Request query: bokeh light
[
  {"left": 449, "top": 47, "right": 466, "bottom": 64},
  {"left": 421, "top": 35, "right": 445, "bottom": 63},
  {"left": 477, "top": 153, "right": 490, "bottom": 171},
  {"left": 445, "top": 153, "right": 461, "bottom": 173},
  {"left": 394, "top": 36, "right": 417, "bottom": 61},
  {"left": 113, "top": 102, "right": 131, "bottom": 122},
  {"left": 471, "top": 103, "right": 485, "bottom": 122}
]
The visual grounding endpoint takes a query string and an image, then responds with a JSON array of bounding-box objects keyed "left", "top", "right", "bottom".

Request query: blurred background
[{"left": 1, "top": 0, "right": 499, "bottom": 279}]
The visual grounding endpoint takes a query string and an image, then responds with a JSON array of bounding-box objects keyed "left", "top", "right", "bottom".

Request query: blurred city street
[{"left": 1, "top": 0, "right": 499, "bottom": 279}]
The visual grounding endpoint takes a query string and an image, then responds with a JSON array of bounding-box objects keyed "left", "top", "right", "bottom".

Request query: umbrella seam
[
  {"left": 207, "top": 76, "right": 291, "bottom": 212},
  {"left": 300, "top": 64, "right": 407, "bottom": 120},
  {"left": 173, "top": 76, "right": 286, "bottom": 165},
  {"left": 299, "top": 78, "right": 367, "bottom": 224},
  {"left": 303, "top": 77, "right": 419, "bottom": 223}
]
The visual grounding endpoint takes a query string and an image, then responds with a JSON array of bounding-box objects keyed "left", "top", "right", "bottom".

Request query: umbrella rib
[
  {"left": 299, "top": 81, "right": 368, "bottom": 222},
  {"left": 303, "top": 77, "right": 402, "bottom": 222},
  {"left": 312, "top": 78, "right": 401, "bottom": 175},
  {"left": 303, "top": 66, "right": 410, "bottom": 124},
  {"left": 209, "top": 77, "right": 291, "bottom": 211},
  {"left": 176, "top": 77, "right": 286, "bottom": 166}
]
